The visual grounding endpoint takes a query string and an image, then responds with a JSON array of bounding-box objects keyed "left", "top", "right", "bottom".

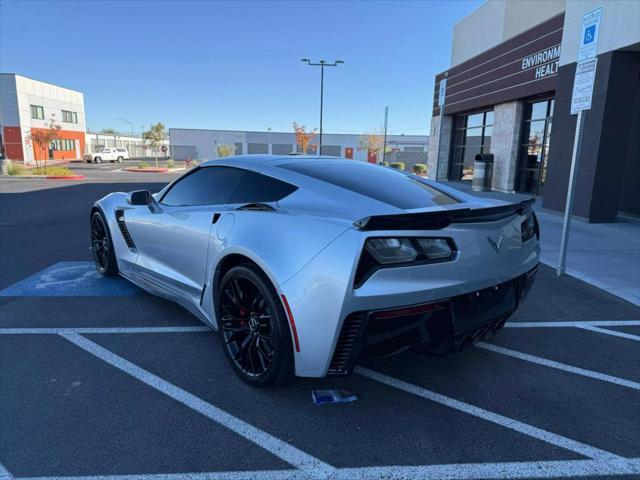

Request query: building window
[
  {"left": 62, "top": 110, "right": 78, "bottom": 123},
  {"left": 449, "top": 110, "right": 493, "bottom": 181},
  {"left": 30, "top": 105, "right": 44, "bottom": 120},
  {"left": 51, "top": 139, "right": 75, "bottom": 151},
  {"left": 234, "top": 142, "right": 243, "bottom": 155},
  {"left": 516, "top": 99, "right": 554, "bottom": 195}
]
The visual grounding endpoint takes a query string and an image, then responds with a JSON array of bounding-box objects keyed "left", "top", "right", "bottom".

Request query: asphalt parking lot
[{"left": 1, "top": 171, "right": 639, "bottom": 480}]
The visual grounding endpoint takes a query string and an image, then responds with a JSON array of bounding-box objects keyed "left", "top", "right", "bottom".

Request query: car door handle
[{"left": 212, "top": 213, "right": 221, "bottom": 224}]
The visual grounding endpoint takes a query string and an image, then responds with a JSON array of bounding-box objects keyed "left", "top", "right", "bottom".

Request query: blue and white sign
[
  {"left": 571, "top": 58, "right": 598, "bottom": 114},
  {"left": 578, "top": 7, "right": 602, "bottom": 62}
]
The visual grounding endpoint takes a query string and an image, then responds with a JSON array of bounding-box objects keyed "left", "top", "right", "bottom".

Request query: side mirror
[{"left": 129, "top": 190, "right": 152, "bottom": 206}]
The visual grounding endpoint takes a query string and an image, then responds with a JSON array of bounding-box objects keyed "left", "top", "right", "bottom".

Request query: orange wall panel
[{"left": 29, "top": 128, "right": 85, "bottom": 162}]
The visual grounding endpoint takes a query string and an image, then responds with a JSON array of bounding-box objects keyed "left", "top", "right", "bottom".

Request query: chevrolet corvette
[{"left": 91, "top": 155, "right": 539, "bottom": 386}]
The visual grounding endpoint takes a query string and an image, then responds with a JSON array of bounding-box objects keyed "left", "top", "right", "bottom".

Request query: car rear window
[{"left": 279, "top": 161, "right": 460, "bottom": 209}]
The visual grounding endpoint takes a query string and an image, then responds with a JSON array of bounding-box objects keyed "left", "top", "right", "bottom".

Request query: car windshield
[{"left": 279, "top": 160, "right": 460, "bottom": 209}]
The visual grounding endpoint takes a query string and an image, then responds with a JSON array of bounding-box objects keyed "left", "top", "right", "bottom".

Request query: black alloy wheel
[
  {"left": 217, "top": 264, "right": 294, "bottom": 387},
  {"left": 90, "top": 211, "right": 118, "bottom": 276}
]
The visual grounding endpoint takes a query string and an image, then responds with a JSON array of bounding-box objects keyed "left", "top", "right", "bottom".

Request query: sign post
[
  {"left": 557, "top": 7, "right": 602, "bottom": 276},
  {"left": 435, "top": 76, "right": 447, "bottom": 181}
]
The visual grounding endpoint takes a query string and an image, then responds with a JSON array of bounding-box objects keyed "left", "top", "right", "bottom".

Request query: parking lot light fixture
[{"left": 300, "top": 58, "right": 344, "bottom": 155}]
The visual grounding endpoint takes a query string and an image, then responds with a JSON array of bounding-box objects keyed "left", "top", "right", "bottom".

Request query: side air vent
[
  {"left": 328, "top": 312, "right": 366, "bottom": 375},
  {"left": 115, "top": 209, "right": 136, "bottom": 251}
]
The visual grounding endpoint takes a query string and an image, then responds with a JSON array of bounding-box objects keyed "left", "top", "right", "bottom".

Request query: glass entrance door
[{"left": 517, "top": 99, "right": 554, "bottom": 195}]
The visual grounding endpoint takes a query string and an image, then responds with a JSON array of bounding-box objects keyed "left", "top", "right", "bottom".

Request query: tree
[
  {"left": 142, "top": 122, "right": 166, "bottom": 167},
  {"left": 359, "top": 128, "right": 391, "bottom": 164},
  {"left": 216, "top": 144, "right": 235, "bottom": 157},
  {"left": 293, "top": 122, "right": 317, "bottom": 155},
  {"left": 100, "top": 128, "right": 118, "bottom": 134},
  {"left": 28, "top": 115, "right": 61, "bottom": 173}
]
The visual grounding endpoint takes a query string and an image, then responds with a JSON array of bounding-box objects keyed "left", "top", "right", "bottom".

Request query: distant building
[
  {"left": 85, "top": 131, "right": 169, "bottom": 159},
  {"left": 169, "top": 128, "right": 428, "bottom": 169},
  {"left": 0, "top": 73, "right": 86, "bottom": 163},
  {"left": 429, "top": 0, "right": 639, "bottom": 222}
]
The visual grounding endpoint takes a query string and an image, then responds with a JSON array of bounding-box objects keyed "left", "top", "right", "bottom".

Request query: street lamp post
[
  {"left": 117, "top": 118, "right": 134, "bottom": 136},
  {"left": 300, "top": 59, "right": 343, "bottom": 155}
]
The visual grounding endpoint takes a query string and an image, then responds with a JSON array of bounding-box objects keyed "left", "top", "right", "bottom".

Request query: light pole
[
  {"left": 117, "top": 118, "right": 134, "bottom": 136},
  {"left": 300, "top": 58, "right": 343, "bottom": 155}
]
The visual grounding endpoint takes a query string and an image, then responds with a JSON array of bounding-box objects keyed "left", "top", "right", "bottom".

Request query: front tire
[
  {"left": 117, "top": 156, "right": 124, "bottom": 163},
  {"left": 90, "top": 211, "right": 118, "bottom": 276},
  {"left": 94, "top": 156, "right": 102, "bottom": 164},
  {"left": 217, "top": 264, "right": 294, "bottom": 387}
]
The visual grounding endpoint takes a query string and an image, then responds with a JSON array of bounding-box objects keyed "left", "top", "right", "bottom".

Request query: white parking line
[
  {"left": 0, "top": 326, "right": 211, "bottom": 335},
  {"left": 0, "top": 463, "right": 13, "bottom": 480},
  {"left": 13, "top": 458, "right": 640, "bottom": 480},
  {"left": 575, "top": 325, "right": 640, "bottom": 342},
  {"left": 59, "top": 332, "right": 334, "bottom": 476},
  {"left": 355, "top": 366, "right": 623, "bottom": 461},
  {"left": 477, "top": 342, "right": 640, "bottom": 391},
  {"left": 506, "top": 320, "right": 640, "bottom": 328}
]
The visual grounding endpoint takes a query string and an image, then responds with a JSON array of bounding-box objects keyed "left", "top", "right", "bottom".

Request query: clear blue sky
[{"left": 0, "top": 0, "right": 482, "bottom": 135}]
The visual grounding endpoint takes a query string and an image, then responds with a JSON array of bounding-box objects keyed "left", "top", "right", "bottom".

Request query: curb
[
  {"left": 1, "top": 174, "right": 86, "bottom": 180},
  {"left": 124, "top": 167, "right": 170, "bottom": 173},
  {"left": 47, "top": 175, "right": 86, "bottom": 180}
]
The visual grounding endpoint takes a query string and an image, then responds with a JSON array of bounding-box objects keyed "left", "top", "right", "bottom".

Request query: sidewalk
[{"left": 442, "top": 181, "right": 640, "bottom": 306}]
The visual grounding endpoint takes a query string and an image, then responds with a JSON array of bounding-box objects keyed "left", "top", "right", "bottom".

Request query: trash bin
[{"left": 472, "top": 153, "right": 494, "bottom": 192}]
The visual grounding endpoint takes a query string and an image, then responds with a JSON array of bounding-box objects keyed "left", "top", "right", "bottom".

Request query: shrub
[
  {"left": 137, "top": 162, "right": 150, "bottom": 169},
  {"left": 382, "top": 161, "right": 389, "bottom": 167},
  {"left": 8, "top": 165, "right": 76, "bottom": 176},
  {"left": 390, "top": 162, "right": 405, "bottom": 170},
  {"left": 40, "top": 166, "right": 75, "bottom": 176},
  {"left": 166, "top": 159, "right": 175, "bottom": 168},
  {"left": 8, "top": 164, "right": 29, "bottom": 175},
  {"left": 413, "top": 163, "right": 427, "bottom": 175}
]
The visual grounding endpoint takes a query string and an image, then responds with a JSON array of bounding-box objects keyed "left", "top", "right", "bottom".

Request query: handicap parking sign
[
  {"left": 583, "top": 25, "right": 596, "bottom": 44},
  {"left": 578, "top": 7, "right": 602, "bottom": 62}
]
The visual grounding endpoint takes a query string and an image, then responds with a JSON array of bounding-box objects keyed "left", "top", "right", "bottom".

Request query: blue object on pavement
[
  {"left": 311, "top": 389, "right": 358, "bottom": 406},
  {"left": 0, "top": 261, "right": 141, "bottom": 297}
]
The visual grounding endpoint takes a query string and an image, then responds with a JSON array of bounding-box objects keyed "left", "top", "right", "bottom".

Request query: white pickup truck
[{"left": 85, "top": 147, "right": 130, "bottom": 163}]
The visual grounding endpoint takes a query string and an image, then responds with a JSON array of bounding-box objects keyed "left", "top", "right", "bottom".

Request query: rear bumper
[{"left": 328, "top": 264, "right": 538, "bottom": 375}]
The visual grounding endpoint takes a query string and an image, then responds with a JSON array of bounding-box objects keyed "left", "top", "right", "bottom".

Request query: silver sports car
[{"left": 91, "top": 155, "right": 540, "bottom": 387}]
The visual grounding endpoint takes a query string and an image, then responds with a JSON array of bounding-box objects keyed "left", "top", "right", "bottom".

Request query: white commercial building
[
  {"left": 0, "top": 73, "right": 86, "bottom": 163},
  {"left": 169, "top": 128, "right": 428, "bottom": 168}
]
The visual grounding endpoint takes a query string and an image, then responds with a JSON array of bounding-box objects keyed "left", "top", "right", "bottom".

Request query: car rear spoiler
[{"left": 353, "top": 198, "right": 534, "bottom": 231}]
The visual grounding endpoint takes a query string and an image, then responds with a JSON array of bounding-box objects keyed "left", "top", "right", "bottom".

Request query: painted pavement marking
[
  {"left": 477, "top": 342, "right": 640, "bottom": 391},
  {"left": 0, "top": 262, "right": 140, "bottom": 297},
  {"left": 355, "top": 366, "right": 623, "bottom": 461},
  {"left": 58, "top": 332, "right": 333, "bottom": 475},
  {"left": 0, "top": 326, "right": 211, "bottom": 335},
  {"left": 10, "top": 458, "right": 640, "bottom": 480},
  {"left": 506, "top": 320, "right": 640, "bottom": 328},
  {"left": 574, "top": 324, "right": 640, "bottom": 342}
]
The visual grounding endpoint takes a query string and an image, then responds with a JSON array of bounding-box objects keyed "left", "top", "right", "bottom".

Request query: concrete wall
[
  {"left": 451, "top": 0, "right": 565, "bottom": 66},
  {"left": 427, "top": 115, "right": 452, "bottom": 181},
  {"left": 559, "top": 0, "right": 640, "bottom": 67}
]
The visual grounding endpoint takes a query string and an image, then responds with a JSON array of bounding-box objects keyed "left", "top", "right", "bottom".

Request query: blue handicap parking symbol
[
  {"left": 583, "top": 25, "right": 596, "bottom": 44},
  {"left": 0, "top": 261, "right": 142, "bottom": 297}
]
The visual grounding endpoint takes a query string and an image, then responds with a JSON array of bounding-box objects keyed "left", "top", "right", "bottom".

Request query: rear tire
[
  {"left": 94, "top": 156, "right": 102, "bottom": 164},
  {"left": 90, "top": 211, "right": 118, "bottom": 276},
  {"left": 217, "top": 263, "right": 294, "bottom": 387}
]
